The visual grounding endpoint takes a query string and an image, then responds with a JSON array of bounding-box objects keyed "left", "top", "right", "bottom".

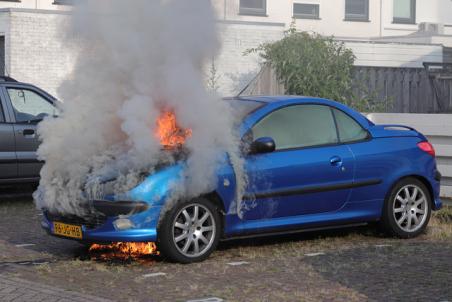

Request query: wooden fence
[{"left": 241, "top": 65, "right": 452, "bottom": 113}]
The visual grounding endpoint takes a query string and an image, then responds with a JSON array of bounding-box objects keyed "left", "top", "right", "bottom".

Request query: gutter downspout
[
  {"left": 379, "top": 0, "right": 383, "bottom": 37},
  {"left": 223, "top": 0, "right": 226, "bottom": 20}
]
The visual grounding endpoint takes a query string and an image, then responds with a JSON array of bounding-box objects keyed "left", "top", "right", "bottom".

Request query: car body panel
[
  {"left": 0, "top": 124, "right": 17, "bottom": 179},
  {"left": 0, "top": 81, "right": 57, "bottom": 182},
  {"left": 41, "top": 96, "right": 442, "bottom": 243},
  {"left": 241, "top": 144, "right": 355, "bottom": 220},
  {"left": 1, "top": 85, "right": 54, "bottom": 178},
  {"left": 0, "top": 86, "right": 17, "bottom": 179}
]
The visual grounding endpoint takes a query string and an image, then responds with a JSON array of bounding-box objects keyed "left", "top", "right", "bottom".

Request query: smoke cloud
[{"left": 34, "top": 0, "right": 245, "bottom": 216}]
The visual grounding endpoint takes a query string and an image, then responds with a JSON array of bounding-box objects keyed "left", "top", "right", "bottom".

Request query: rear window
[
  {"left": 333, "top": 109, "right": 368, "bottom": 143},
  {"left": 226, "top": 99, "right": 264, "bottom": 122}
]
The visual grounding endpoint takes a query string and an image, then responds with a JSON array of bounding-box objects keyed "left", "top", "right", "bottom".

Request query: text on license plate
[{"left": 53, "top": 222, "right": 82, "bottom": 239}]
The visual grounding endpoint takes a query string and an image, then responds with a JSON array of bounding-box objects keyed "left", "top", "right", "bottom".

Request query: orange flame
[
  {"left": 155, "top": 111, "right": 192, "bottom": 149},
  {"left": 89, "top": 242, "right": 159, "bottom": 261}
]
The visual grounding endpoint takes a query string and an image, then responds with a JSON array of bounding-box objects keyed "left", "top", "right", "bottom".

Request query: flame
[
  {"left": 89, "top": 242, "right": 159, "bottom": 261},
  {"left": 155, "top": 111, "right": 192, "bottom": 149}
]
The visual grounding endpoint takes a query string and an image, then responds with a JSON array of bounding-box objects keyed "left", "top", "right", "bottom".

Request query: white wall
[
  {"left": 344, "top": 40, "right": 443, "bottom": 68},
  {"left": 214, "top": 21, "right": 284, "bottom": 95},
  {"left": 2, "top": 9, "right": 75, "bottom": 98},
  {"left": 0, "top": 2, "right": 448, "bottom": 97},
  {"left": 215, "top": 0, "right": 452, "bottom": 39},
  {"left": 0, "top": 1, "right": 451, "bottom": 39},
  {"left": 0, "top": 0, "right": 70, "bottom": 11}
]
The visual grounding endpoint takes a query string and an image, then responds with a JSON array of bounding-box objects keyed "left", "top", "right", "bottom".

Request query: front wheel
[
  {"left": 157, "top": 197, "right": 221, "bottom": 263},
  {"left": 380, "top": 178, "right": 431, "bottom": 238}
]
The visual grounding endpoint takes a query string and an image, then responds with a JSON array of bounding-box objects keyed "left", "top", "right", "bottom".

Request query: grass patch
[
  {"left": 433, "top": 205, "right": 452, "bottom": 224},
  {"left": 429, "top": 206, "right": 452, "bottom": 240}
]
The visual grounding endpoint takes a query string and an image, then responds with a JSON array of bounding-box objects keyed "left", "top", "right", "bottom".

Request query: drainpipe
[
  {"left": 223, "top": 0, "right": 226, "bottom": 20},
  {"left": 379, "top": 0, "right": 383, "bottom": 37}
]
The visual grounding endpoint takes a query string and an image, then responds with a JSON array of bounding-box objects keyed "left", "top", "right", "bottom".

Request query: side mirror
[{"left": 249, "top": 137, "right": 276, "bottom": 155}]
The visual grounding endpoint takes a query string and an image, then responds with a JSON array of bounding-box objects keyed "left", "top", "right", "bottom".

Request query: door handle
[
  {"left": 22, "top": 129, "right": 35, "bottom": 136},
  {"left": 330, "top": 156, "right": 343, "bottom": 166}
]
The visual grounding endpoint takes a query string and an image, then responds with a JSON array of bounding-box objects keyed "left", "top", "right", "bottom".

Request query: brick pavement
[{"left": 0, "top": 275, "right": 111, "bottom": 302}]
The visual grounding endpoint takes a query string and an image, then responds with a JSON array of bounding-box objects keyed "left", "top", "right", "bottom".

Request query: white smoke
[{"left": 34, "top": 0, "right": 246, "bottom": 215}]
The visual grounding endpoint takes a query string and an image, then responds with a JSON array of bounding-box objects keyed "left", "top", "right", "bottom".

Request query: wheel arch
[
  {"left": 201, "top": 191, "right": 226, "bottom": 236},
  {"left": 387, "top": 174, "right": 434, "bottom": 207}
]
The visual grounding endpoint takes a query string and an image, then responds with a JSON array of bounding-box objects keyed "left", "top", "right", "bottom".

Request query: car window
[
  {"left": 333, "top": 109, "right": 368, "bottom": 143},
  {"left": 0, "top": 102, "right": 4, "bottom": 123},
  {"left": 7, "top": 88, "right": 57, "bottom": 123},
  {"left": 251, "top": 104, "right": 338, "bottom": 150}
]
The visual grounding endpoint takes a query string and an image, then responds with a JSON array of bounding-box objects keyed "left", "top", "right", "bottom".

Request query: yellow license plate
[{"left": 53, "top": 222, "right": 82, "bottom": 239}]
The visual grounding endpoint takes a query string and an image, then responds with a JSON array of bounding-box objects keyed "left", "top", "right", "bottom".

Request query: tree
[
  {"left": 246, "top": 26, "right": 382, "bottom": 111},
  {"left": 206, "top": 58, "right": 221, "bottom": 93}
]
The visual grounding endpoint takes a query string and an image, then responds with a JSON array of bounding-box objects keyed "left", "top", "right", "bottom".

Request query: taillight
[{"left": 417, "top": 141, "right": 435, "bottom": 157}]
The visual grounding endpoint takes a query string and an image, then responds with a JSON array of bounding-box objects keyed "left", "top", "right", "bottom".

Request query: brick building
[{"left": 0, "top": 0, "right": 451, "bottom": 96}]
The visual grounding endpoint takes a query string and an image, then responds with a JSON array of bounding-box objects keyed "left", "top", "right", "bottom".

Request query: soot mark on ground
[{"left": 304, "top": 242, "right": 452, "bottom": 301}]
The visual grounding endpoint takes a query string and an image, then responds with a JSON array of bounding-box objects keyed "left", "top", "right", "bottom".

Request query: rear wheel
[
  {"left": 381, "top": 178, "right": 431, "bottom": 238},
  {"left": 157, "top": 197, "right": 221, "bottom": 263}
]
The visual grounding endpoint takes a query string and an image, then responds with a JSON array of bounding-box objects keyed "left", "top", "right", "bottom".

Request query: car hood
[{"left": 119, "top": 163, "right": 185, "bottom": 206}]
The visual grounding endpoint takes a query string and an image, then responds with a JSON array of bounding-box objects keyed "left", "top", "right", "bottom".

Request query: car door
[
  {"left": 241, "top": 104, "right": 355, "bottom": 220},
  {"left": 0, "top": 90, "right": 17, "bottom": 179},
  {"left": 331, "top": 108, "right": 389, "bottom": 204},
  {"left": 4, "top": 86, "right": 57, "bottom": 178}
]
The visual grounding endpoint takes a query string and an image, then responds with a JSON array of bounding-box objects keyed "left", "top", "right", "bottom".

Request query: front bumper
[{"left": 41, "top": 204, "right": 163, "bottom": 243}]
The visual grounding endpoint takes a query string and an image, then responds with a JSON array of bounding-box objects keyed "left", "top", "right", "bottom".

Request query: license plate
[{"left": 53, "top": 222, "right": 82, "bottom": 239}]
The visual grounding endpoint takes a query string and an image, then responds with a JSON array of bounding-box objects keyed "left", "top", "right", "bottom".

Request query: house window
[
  {"left": 53, "top": 0, "right": 73, "bottom": 5},
  {"left": 239, "top": 0, "right": 266, "bottom": 16},
  {"left": 293, "top": 3, "right": 320, "bottom": 19},
  {"left": 345, "top": 0, "right": 369, "bottom": 21},
  {"left": 393, "top": 0, "right": 416, "bottom": 24}
]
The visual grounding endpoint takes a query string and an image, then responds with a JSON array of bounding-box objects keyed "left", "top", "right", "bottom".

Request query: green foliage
[{"left": 246, "top": 27, "right": 384, "bottom": 112}]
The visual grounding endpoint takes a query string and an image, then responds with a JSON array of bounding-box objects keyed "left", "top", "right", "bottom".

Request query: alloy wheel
[
  {"left": 393, "top": 184, "right": 428, "bottom": 233},
  {"left": 172, "top": 203, "right": 216, "bottom": 258}
]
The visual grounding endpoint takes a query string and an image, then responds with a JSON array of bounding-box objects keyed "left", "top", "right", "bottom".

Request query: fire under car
[{"left": 42, "top": 96, "right": 442, "bottom": 263}]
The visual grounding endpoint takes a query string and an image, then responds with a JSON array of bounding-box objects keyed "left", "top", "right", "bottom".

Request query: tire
[
  {"left": 157, "top": 197, "right": 221, "bottom": 263},
  {"left": 380, "top": 177, "right": 431, "bottom": 238}
]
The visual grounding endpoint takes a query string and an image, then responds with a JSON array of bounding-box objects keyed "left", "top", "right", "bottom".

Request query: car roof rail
[{"left": 0, "top": 76, "right": 18, "bottom": 82}]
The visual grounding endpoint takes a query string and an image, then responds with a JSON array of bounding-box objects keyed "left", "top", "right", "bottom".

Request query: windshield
[{"left": 224, "top": 98, "right": 264, "bottom": 123}]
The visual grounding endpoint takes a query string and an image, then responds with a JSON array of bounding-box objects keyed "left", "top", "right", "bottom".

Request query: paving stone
[{"left": 0, "top": 275, "right": 110, "bottom": 302}]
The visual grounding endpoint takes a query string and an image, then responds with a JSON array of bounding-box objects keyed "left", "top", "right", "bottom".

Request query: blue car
[{"left": 42, "top": 96, "right": 442, "bottom": 263}]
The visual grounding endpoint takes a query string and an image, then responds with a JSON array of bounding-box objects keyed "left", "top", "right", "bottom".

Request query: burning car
[{"left": 41, "top": 96, "right": 442, "bottom": 263}]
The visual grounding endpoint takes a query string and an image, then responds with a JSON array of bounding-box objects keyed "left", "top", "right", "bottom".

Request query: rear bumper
[
  {"left": 432, "top": 169, "right": 442, "bottom": 211},
  {"left": 41, "top": 204, "right": 163, "bottom": 243},
  {"left": 435, "top": 171, "right": 442, "bottom": 182}
]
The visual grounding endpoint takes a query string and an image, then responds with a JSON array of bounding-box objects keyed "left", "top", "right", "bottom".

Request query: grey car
[{"left": 0, "top": 76, "right": 57, "bottom": 183}]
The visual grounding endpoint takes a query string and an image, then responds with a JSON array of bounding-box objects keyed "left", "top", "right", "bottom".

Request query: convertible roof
[{"left": 231, "top": 95, "right": 323, "bottom": 104}]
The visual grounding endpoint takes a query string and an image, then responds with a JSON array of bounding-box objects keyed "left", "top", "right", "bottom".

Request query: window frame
[
  {"left": 393, "top": 0, "right": 416, "bottom": 24},
  {"left": 239, "top": 0, "right": 267, "bottom": 16},
  {"left": 293, "top": 3, "right": 320, "bottom": 20},
  {"left": 344, "top": 0, "right": 370, "bottom": 22},
  {"left": 0, "top": 101, "right": 4, "bottom": 123}
]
